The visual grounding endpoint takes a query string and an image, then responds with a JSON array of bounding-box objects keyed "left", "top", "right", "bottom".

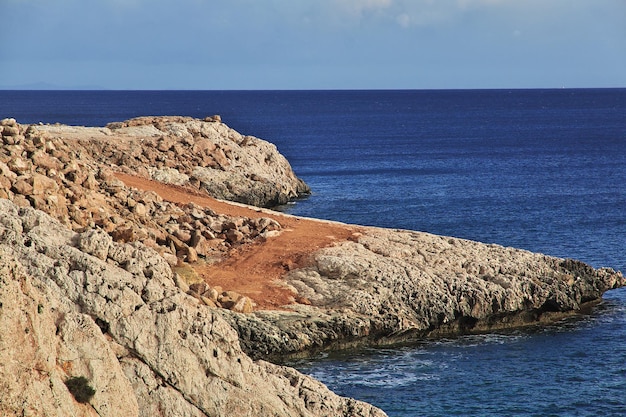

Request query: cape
[{"left": 1, "top": 116, "right": 623, "bottom": 416}]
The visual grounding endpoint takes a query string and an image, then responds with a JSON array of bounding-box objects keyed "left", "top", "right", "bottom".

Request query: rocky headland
[{"left": 1, "top": 116, "right": 623, "bottom": 416}]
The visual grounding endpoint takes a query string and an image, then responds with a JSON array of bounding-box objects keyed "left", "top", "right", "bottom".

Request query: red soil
[{"left": 115, "top": 173, "right": 361, "bottom": 309}]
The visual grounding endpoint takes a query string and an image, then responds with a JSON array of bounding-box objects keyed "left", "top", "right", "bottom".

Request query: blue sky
[{"left": 1, "top": 0, "right": 625, "bottom": 89}]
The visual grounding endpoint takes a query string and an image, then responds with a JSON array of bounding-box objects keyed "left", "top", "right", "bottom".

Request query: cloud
[
  {"left": 325, "top": 0, "right": 501, "bottom": 29},
  {"left": 334, "top": 0, "right": 393, "bottom": 16},
  {"left": 2, "top": 0, "right": 624, "bottom": 89},
  {"left": 456, "top": 0, "right": 508, "bottom": 8},
  {"left": 396, "top": 13, "right": 411, "bottom": 28}
]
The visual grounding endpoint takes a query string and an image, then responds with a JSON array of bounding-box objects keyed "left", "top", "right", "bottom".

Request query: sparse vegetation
[{"left": 65, "top": 376, "right": 96, "bottom": 403}]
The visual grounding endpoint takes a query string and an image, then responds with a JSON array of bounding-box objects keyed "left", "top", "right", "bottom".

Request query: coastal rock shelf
[
  {"left": 231, "top": 228, "right": 623, "bottom": 360},
  {"left": 1, "top": 116, "right": 623, "bottom": 416}
]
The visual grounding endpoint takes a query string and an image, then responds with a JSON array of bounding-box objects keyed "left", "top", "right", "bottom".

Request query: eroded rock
[
  {"left": 225, "top": 228, "right": 625, "bottom": 360},
  {"left": 0, "top": 118, "right": 286, "bottom": 272},
  {"left": 0, "top": 199, "right": 386, "bottom": 417}
]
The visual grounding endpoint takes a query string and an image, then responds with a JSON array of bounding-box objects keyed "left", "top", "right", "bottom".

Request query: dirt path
[{"left": 115, "top": 173, "right": 362, "bottom": 309}]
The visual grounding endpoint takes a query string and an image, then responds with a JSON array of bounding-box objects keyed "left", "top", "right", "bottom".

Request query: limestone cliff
[
  {"left": 0, "top": 116, "right": 624, "bottom": 416},
  {"left": 0, "top": 200, "right": 384, "bottom": 417}
]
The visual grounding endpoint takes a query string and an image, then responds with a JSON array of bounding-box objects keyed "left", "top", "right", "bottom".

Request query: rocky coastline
[{"left": 1, "top": 116, "right": 623, "bottom": 416}]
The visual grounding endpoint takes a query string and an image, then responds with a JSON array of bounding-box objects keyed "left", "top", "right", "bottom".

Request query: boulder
[
  {"left": 12, "top": 177, "right": 34, "bottom": 195},
  {"left": 150, "top": 167, "right": 190, "bottom": 185},
  {"left": 232, "top": 296, "right": 254, "bottom": 313},
  {"left": 8, "top": 157, "right": 30, "bottom": 173},
  {"left": 218, "top": 290, "right": 243, "bottom": 310},
  {"left": 1, "top": 117, "right": 17, "bottom": 126},
  {"left": 185, "top": 246, "right": 198, "bottom": 263},
  {"left": 32, "top": 172, "right": 59, "bottom": 195},
  {"left": 77, "top": 229, "right": 113, "bottom": 260},
  {"left": 225, "top": 229, "right": 244, "bottom": 244},
  {"left": 32, "top": 150, "right": 63, "bottom": 171}
]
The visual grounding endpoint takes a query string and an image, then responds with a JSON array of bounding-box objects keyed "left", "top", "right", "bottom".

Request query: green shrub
[{"left": 65, "top": 376, "right": 96, "bottom": 403}]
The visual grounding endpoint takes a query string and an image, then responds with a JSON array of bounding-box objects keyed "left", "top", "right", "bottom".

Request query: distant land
[{"left": 0, "top": 82, "right": 106, "bottom": 90}]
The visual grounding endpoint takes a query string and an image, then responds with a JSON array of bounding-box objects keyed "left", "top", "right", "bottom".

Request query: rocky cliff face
[
  {"left": 0, "top": 199, "right": 385, "bottom": 417},
  {"left": 1, "top": 116, "right": 624, "bottom": 416},
  {"left": 1, "top": 116, "right": 309, "bottom": 211},
  {"left": 0, "top": 116, "right": 296, "bottom": 271}
]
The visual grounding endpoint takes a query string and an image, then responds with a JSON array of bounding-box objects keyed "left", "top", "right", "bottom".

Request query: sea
[{"left": 2, "top": 89, "right": 625, "bottom": 416}]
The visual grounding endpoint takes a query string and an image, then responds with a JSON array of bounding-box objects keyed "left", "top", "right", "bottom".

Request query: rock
[
  {"left": 2, "top": 116, "right": 624, "bottom": 416},
  {"left": 32, "top": 172, "right": 59, "bottom": 195},
  {"left": 56, "top": 313, "right": 139, "bottom": 415},
  {"left": 173, "top": 273, "right": 190, "bottom": 293},
  {"left": 0, "top": 199, "right": 385, "bottom": 417},
  {"left": 156, "top": 136, "right": 175, "bottom": 152},
  {"left": 0, "top": 161, "right": 17, "bottom": 180},
  {"left": 189, "top": 207, "right": 206, "bottom": 220},
  {"left": 111, "top": 225, "right": 135, "bottom": 243},
  {"left": 161, "top": 251, "right": 179, "bottom": 266},
  {"left": 83, "top": 173, "right": 99, "bottom": 190},
  {"left": 200, "top": 295, "right": 218, "bottom": 307},
  {"left": 1, "top": 125, "right": 20, "bottom": 136},
  {"left": 1, "top": 117, "right": 17, "bottom": 126},
  {"left": 32, "top": 150, "right": 63, "bottom": 171},
  {"left": 255, "top": 217, "right": 281, "bottom": 232},
  {"left": 225, "top": 228, "right": 245, "bottom": 244},
  {"left": 206, "top": 287, "right": 220, "bottom": 302},
  {"left": 0, "top": 178, "right": 14, "bottom": 195},
  {"left": 173, "top": 228, "right": 192, "bottom": 243},
  {"left": 203, "top": 115, "right": 221, "bottom": 123},
  {"left": 190, "top": 234, "right": 214, "bottom": 257},
  {"left": 218, "top": 290, "right": 243, "bottom": 310},
  {"left": 189, "top": 230, "right": 203, "bottom": 247},
  {"left": 133, "top": 202, "right": 147, "bottom": 217},
  {"left": 0, "top": 255, "right": 138, "bottom": 417},
  {"left": 232, "top": 296, "right": 254, "bottom": 313},
  {"left": 189, "top": 282, "right": 209, "bottom": 294},
  {"left": 192, "top": 138, "right": 217, "bottom": 156},
  {"left": 224, "top": 228, "right": 625, "bottom": 360},
  {"left": 77, "top": 229, "right": 112, "bottom": 260},
  {"left": 102, "top": 178, "right": 125, "bottom": 195},
  {"left": 222, "top": 218, "right": 244, "bottom": 230},
  {"left": 167, "top": 233, "right": 186, "bottom": 252},
  {"left": 150, "top": 167, "right": 189, "bottom": 185},
  {"left": 12, "top": 178, "right": 34, "bottom": 195},
  {"left": 8, "top": 157, "right": 30, "bottom": 173},
  {"left": 62, "top": 115, "right": 313, "bottom": 207},
  {"left": 12, "top": 194, "right": 31, "bottom": 208}
]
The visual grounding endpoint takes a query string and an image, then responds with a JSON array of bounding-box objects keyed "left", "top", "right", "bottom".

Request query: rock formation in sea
[{"left": 0, "top": 116, "right": 623, "bottom": 416}]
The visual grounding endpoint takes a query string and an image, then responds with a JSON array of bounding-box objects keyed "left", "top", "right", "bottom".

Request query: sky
[{"left": 1, "top": 0, "right": 625, "bottom": 90}]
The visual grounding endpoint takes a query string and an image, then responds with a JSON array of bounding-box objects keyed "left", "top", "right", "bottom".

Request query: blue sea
[{"left": 2, "top": 89, "right": 625, "bottom": 416}]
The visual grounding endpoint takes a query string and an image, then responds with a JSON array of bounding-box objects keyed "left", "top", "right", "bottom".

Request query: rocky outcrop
[
  {"left": 0, "top": 117, "right": 286, "bottom": 301},
  {"left": 1, "top": 116, "right": 308, "bottom": 228},
  {"left": 1, "top": 116, "right": 624, "bottom": 415},
  {"left": 0, "top": 199, "right": 385, "bottom": 417},
  {"left": 34, "top": 115, "right": 309, "bottom": 207},
  {"left": 223, "top": 228, "right": 624, "bottom": 360}
]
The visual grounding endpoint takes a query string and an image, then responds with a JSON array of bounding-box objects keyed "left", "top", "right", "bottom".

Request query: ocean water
[{"left": 2, "top": 89, "right": 625, "bottom": 416}]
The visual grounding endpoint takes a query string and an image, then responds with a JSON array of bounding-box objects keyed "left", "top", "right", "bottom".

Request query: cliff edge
[
  {"left": 0, "top": 199, "right": 383, "bottom": 417},
  {"left": 0, "top": 116, "right": 623, "bottom": 415}
]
